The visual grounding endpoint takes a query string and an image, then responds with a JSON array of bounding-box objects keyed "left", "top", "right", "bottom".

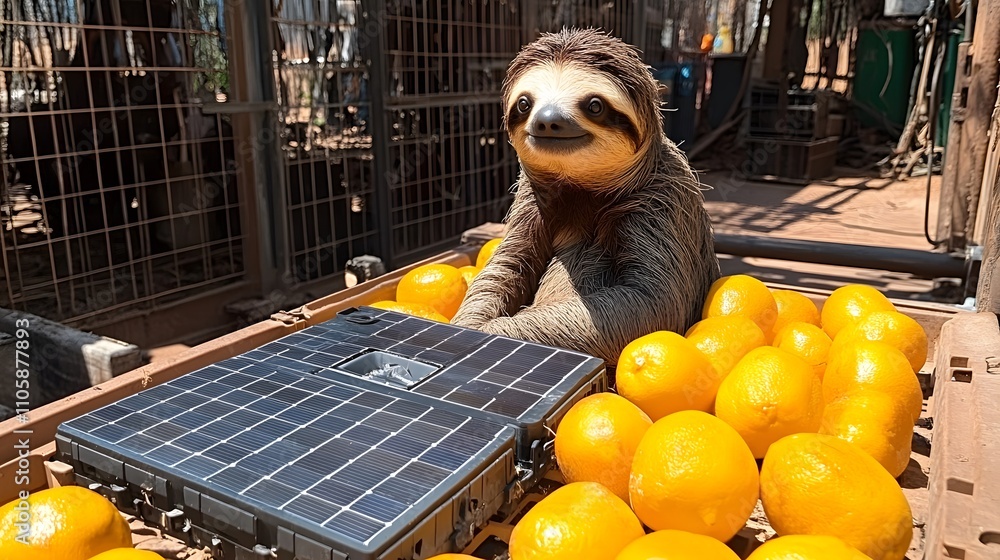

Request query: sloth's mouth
[{"left": 527, "top": 134, "right": 592, "bottom": 152}]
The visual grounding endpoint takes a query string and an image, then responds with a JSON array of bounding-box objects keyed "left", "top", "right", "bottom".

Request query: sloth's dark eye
[
  {"left": 587, "top": 98, "right": 604, "bottom": 115},
  {"left": 517, "top": 96, "right": 531, "bottom": 113}
]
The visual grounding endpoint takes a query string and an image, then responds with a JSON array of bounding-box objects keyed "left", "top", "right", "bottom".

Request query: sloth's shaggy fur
[{"left": 451, "top": 28, "right": 720, "bottom": 366}]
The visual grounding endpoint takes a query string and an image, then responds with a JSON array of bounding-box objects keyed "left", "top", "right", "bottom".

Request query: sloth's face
[{"left": 504, "top": 61, "right": 645, "bottom": 184}]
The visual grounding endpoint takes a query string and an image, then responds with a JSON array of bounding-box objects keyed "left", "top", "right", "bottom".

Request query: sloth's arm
[
  {"left": 478, "top": 207, "right": 703, "bottom": 366},
  {"left": 451, "top": 187, "right": 553, "bottom": 328}
]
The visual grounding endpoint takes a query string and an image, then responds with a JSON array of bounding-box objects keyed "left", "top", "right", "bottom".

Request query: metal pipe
[{"left": 714, "top": 234, "right": 967, "bottom": 279}]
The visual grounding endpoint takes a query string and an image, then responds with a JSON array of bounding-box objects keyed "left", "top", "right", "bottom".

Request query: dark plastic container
[{"left": 743, "top": 136, "right": 839, "bottom": 184}]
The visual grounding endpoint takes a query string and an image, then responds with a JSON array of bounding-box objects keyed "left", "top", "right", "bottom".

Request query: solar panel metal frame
[
  {"left": 298, "top": 306, "right": 608, "bottom": 465},
  {"left": 55, "top": 370, "right": 519, "bottom": 560}
]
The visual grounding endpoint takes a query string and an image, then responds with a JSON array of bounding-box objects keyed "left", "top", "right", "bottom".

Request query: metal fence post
[
  {"left": 360, "top": 0, "right": 396, "bottom": 270},
  {"left": 239, "top": 0, "right": 287, "bottom": 293},
  {"left": 632, "top": 0, "right": 648, "bottom": 50}
]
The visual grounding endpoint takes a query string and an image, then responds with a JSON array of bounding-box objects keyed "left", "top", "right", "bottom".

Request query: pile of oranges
[
  {"left": 498, "top": 275, "right": 926, "bottom": 560},
  {"left": 370, "top": 237, "right": 502, "bottom": 322}
]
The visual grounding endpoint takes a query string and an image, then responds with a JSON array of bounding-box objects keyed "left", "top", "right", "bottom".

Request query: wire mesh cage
[
  {"left": 531, "top": 0, "right": 639, "bottom": 39},
  {"left": 1, "top": 0, "right": 244, "bottom": 326},
  {"left": 376, "top": 0, "right": 521, "bottom": 266},
  {"left": 271, "top": 0, "right": 383, "bottom": 283}
]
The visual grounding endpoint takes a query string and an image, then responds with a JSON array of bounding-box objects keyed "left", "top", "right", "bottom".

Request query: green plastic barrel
[{"left": 853, "top": 27, "right": 917, "bottom": 132}]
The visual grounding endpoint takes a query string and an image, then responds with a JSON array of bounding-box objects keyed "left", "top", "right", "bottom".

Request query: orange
[
  {"left": 554, "top": 393, "right": 653, "bottom": 502},
  {"left": 819, "top": 391, "right": 913, "bottom": 477},
  {"left": 508, "top": 481, "right": 644, "bottom": 560},
  {"left": 760, "top": 433, "right": 913, "bottom": 560},
  {"left": 0, "top": 485, "right": 133, "bottom": 560},
  {"left": 819, "top": 284, "right": 896, "bottom": 339},
  {"left": 714, "top": 346, "right": 824, "bottom": 458},
  {"left": 771, "top": 322, "right": 832, "bottom": 378},
  {"left": 685, "top": 316, "right": 767, "bottom": 381},
  {"left": 476, "top": 237, "right": 503, "bottom": 268},
  {"left": 88, "top": 550, "right": 165, "bottom": 560},
  {"left": 614, "top": 530, "right": 741, "bottom": 560},
  {"left": 369, "top": 300, "right": 449, "bottom": 323},
  {"left": 628, "top": 410, "right": 759, "bottom": 542},
  {"left": 457, "top": 265, "right": 481, "bottom": 288},
  {"left": 823, "top": 340, "right": 923, "bottom": 422},
  {"left": 746, "top": 535, "right": 871, "bottom": 560},
  {"left": 616, "top": 331, "right": 719, "bottom": 420},
  {"left": 702, "top": 275, "right": 779, "bottom": 340},
  {"left": 830, "top": 310, "right": 928, "bottom": 372},
  {"left": 770, "top": 289, "right": 822, "bottom": 336},
  {"left": 395, "top": 264, "right": 469, "bottom": 320}
]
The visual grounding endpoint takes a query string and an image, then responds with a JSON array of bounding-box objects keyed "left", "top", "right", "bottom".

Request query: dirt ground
[{"left": 698, "top": 167, "right": 957, "bottom": 303}]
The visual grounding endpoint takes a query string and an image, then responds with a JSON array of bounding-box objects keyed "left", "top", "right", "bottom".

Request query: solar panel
[
  {"left": 58, "top": 367, "right": 516, "bottom": 559},
  {"left": 56, "top": 306, "right": 607, "bottom": 559}
]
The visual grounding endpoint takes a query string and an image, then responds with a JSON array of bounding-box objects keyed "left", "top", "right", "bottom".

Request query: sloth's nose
[{"left": 531, "top": 105, "right": 585, "bottom": 138}]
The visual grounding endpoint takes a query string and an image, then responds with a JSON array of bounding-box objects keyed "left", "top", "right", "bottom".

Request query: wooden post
[
  {"left": 937, "top": 41, "right": 972, "bottom": 247},
  {"left": 951, "top": 0, "right": 1000, "bottom": 249},
  {"left": 974, "top": 75, "right": 1000, "bottom": 312},
  {"left": 762, "top": 0, "right": 790, "bottom": 80}
]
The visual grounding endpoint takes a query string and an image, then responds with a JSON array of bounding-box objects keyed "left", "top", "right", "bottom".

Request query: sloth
[{"left": 450, "top": 28, "right": 720, "bottom": 367}]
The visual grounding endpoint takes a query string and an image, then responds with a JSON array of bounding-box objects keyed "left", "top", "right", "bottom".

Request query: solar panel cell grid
[
  {"left": 197, "top": 306, "right": 602, "bottom": 431},
  {"left": 62, "top": 360, "right": 511, "bottom": 548}
]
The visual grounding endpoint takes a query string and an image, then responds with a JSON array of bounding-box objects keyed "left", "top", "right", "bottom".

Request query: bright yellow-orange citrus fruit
[
  {"left": 476, "top": 237, "right": 503, "bottom": 268},
  {"left": 746, "top": 535, "right": 871, "bottom": 560},
  {"left": 88, "top": 550, "right": 165, "bottom": 560},
  {"left": 369, "top": 300, "right": 449, "bottom": 322},
  {"left": 685, "top": 316, "right": 767, "bottom": 381},
  {"left": 629, "top": 410, "right": 759, "bottom": 542},
  {"left": 760, "top": 433, "right": 913, "bottom": 560},
  {"left": 819, "top": 391, "right": 913, "bottom": 477},
  {"left": 616, "top": 331, "right": 719, "bottom": 420},
  {"left": 555, "top": 393, "right": 653, "bottom": 502},
  {"left": 614, "top": 529, "right": 741, "bottom": 560},
  {"left": 820, "top": 285, "right": 896, "bottom": 339},
  {"left": 714, "top": 346, "right": 824, "bottom": 458},
  {"left": 830, "top": 310, "right": 928, "bottom": 372},
  {"left": 508, "top": 481, "right": 645, "bottom": 560},
  {"left": 771, "top": 289, "right": 822, "bottom": 334},
  {"left": 457, "top": 265, "right": 481, "bottom": 288},
  {"left": 0, "top": 485, "right": 133, "bottom": 560},
  {"left": 771, "top": 322, "right": 833, "bottom": 378},
  {"left": 395, "top": 264, "right": 468, "bottom": 320},
  {"left": 702, "top": 275, "right": 779, "bottom": 338},
  {"left": 823, "top": 340, "right": 923, "bottom": 422}
]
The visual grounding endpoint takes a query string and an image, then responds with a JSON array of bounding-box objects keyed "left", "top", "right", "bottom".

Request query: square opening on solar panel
[
  {"left": 336, "top": 350, "right": 442, "bottom": 389},
  {"left": 57, "top": 359, "right": 519, "bottom": 558}
]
